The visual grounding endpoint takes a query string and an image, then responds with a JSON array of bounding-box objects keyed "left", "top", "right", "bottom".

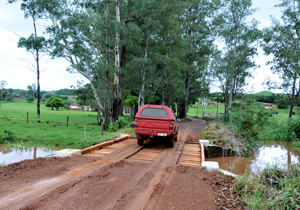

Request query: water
[
  {"left": 0, "top": 145, "right": 56, "bottom": 165},
  {"left": 208, "top": 141, "right": 300, "bottom": 176}
]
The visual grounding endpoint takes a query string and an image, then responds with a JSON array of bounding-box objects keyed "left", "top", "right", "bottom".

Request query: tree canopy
[{"left": 45, "top": 96, "right": 64, "bottom": 111}]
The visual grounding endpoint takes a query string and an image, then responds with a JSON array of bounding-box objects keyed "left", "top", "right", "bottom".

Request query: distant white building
[{"left": 70, "top": 103, "right": 81, "bottom": 110}]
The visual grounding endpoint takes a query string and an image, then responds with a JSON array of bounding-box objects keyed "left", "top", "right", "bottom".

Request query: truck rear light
[
  {"left": 131, "top": 121, "right": 138, "bottom": 127},
  {"left": 169, "top": 123, "right": 173, "bottom": 130}
]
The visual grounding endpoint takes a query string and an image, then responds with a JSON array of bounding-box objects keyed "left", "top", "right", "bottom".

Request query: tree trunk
[
  {"left": 138, "top": 31, "right": 149, "bottom": 109},
  {"left": 289, "top": 76, "right": 297, "bottom": 121},
  {"left": 184, "top": 70, "right": 190, "bottom": 117},
  {"left": 120, "top": 0, "right": 131, "bottom": 69},
  {"left": 104, "top": 0, "right": 110, "bottom": 124},
  {"left": 32, "top": 15, "right": 41, "bottom": 122},
  {"left": 202, "top": 96, "right": 207, "bottom": 118},
  {"left": 177, "top": 100, "right": 186, "bottom": 119},
  {"left": 224, "top": 86, "right": 230, "bottom": 115},
  {"left": 113, "top": 0, "right": 122, "bottom": 122},
  {"left": 90, "top": 82, "right": 105, "bottom": 123}
]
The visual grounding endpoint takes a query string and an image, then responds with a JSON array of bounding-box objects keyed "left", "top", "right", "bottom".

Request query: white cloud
[
  {"left": 0, "top": 1, "right": 88, "bottom": 91},
  {"left": 0, "top": 0, "right": 285, "bottom": 93}
]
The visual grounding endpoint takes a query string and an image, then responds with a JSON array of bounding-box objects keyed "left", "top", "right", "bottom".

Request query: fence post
[
  {"left": 67, "top": 116, "right": 69, "bottom": 127},
  {"left": 27, "top": 112, "right": 28, "bottom": 123}
]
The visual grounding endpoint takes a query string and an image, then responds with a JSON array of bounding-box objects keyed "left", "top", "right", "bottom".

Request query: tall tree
[
  {"left": 36, "top": 0, "right": 111, "bottom": 123},
  {"left": 262, "top": 0, "right": 300, "bottom": 121},
  {"left": 0, "top": 80, "right": 8, "bottom": 108},
  {"left": 212, "top": 0, "right": 259, "bottom": 114},
  {"left": 9, "top": 0, "right": 46, "bottom": 122},
  {"left": 176, "top": 0, "right": 219, "bottom": 118},
  {"left": 112, "top": 0, "right": 122, "bottom": 121}
]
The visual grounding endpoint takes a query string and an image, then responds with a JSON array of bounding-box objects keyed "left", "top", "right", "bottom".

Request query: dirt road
[{"left": 0, "top": 118, "right": 243, "bottom": 210}]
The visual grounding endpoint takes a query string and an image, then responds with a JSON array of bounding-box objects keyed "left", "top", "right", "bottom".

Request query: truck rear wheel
[
  {"left": 137, "top": 139, "right": 144, "bottom": 145},
  {"left": 168, "top": 135, "right": 174, "bottom": 148}
]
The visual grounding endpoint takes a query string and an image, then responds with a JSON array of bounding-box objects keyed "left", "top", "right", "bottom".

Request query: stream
[
  {"left": 0, "top": 145, "right": 56, "bottom": 165},
  {"left": 208, "top": 141, "right": 300, "bottom": 176}
]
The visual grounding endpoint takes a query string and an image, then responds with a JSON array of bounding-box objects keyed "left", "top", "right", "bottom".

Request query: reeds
[{"left": 233, "top": 165, "right": 300, "bottom": 209}]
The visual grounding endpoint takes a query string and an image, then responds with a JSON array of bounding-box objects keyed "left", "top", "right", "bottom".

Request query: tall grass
[{"left": 234, "top": 165, "right": 300, "bottom": 209}]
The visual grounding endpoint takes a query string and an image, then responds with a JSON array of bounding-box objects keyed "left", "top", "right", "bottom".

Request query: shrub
[
  {"left": 108, "top": 116, "right": 131, "bottom": 132},
  {"left": 5, "top": 96, "right": 14, "bottom": 102}
]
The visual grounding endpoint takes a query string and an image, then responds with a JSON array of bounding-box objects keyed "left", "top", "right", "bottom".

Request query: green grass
[
  {"left": 187, "top": 103, "right": 225, "bottom": 118},
  {"left": 0, "top": 98, "right": 98, "bottom": 123},
  {"left": 234, "top": 165, "right": 300, "bottom": 209},
  {"left": 0, "top": 99, "right": 134, "bottom": 149},
  {"left": 187, "top": 103, "right": 293, "bottom": 121}
]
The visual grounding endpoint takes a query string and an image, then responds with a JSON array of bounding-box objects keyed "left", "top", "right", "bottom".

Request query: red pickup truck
[{"left": 133, "top": 104, "right": 179, "bottom": 147}]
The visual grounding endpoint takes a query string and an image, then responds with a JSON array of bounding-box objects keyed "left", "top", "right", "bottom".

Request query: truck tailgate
[{"left": 137, "top": 119, "right": 170, "bottom": 131}]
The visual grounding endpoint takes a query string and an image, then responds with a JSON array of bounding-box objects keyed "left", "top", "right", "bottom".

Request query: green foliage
[
  {"left": 109, "top": 116, "right": 131, "bottom": 132},
  {"left": 18, "top": 34, "right": 46, "bottom": 51},
  {"left": 234, "top": 165, "right": 300, "bottom": 209},
  {"left": 275, "top": 95, "right": 289, "bottom": 109},
  {"left": 124, "top": 95, "right": 138, "bottom": 107},
  {"left": 44, "top": 94, "right": 53, "bottom": 99},
  {"left": 262, "top": 0, "right": 300, "bottom": 119},
  {"left": 227, "top": 98, "right": 272, "bottom": 138},
  {"left": 223, "top": 98, "right": 272, "bottom": 154},
  {"left": 72, "top": 83, "right": 94, "bottom": 106},
  {"left": 27, "top": 84, "right": 36, "bottom": 98},
  {"left": 27, "top": 96, "right": 34, "bottom": 103},
  {"left": 5, "top": 96, "right": 14, "bottom": 102},
  {"left": 55, "top": 88, "right": 73, "bottom": 96},
  {"left": 0, "top": 129, "right": 15, "bottom": 143},
  {"left": 260, "top": 119, "right": 299, "bottom": 142},
  {"left": 45, "top": 96, "right": 64, "bottom": 111}
]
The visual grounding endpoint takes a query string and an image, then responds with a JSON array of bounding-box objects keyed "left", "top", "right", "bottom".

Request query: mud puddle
[
  {"left": 0, "top": 145, "right": 56, "bottom": 165},
  {"left": 208, "top": 141, "right": 300, "bottom": 176}
]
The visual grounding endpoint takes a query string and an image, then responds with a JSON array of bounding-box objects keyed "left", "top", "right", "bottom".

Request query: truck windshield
[{"left": 140, "top": 108, "right": 168, "bottom": 118}]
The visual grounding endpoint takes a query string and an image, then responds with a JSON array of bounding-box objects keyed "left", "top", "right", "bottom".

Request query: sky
[{"left": 0, "top": 0, "right": 282, "bottom": 92}]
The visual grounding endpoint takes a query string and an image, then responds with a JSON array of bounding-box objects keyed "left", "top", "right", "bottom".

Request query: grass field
[
  {"left": 0, "top": 99, "right": 134, "bottom": 149},
  {"left": 0, "top": 99, "right": 98, "bottom": 123},
  {"left": 187, "top": 103, "right": 293, "bottom": 121}
]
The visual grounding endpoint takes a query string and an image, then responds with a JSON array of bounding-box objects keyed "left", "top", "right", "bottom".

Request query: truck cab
[{"left": 133, "top": 104, "right": 179, "bottom": 147}]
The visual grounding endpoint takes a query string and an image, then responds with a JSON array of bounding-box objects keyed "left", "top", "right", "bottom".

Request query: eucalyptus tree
[
  {"left": 262, "top": 0, "right": 300, "bottom": 121},
  {"left": 8, "top": 0, "right": 47, "bottom": 122},
  {"left": 120, "top": 0, "right": 187, "bottom": 110},
  {"left": 176, "top": 0, "right": 219, "bottom": 118},
  {"left": 30, "top": 0, "right": 113, "bottom": 124},
  {"left": 213, "top": 0, "right": 259, "bottom": 114}
]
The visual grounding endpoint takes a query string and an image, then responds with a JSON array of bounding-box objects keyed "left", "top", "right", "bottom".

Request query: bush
[
  {"left": 5, "top": 96, "right": 14, "bottom": 102},
  {"left": 108, "top": 116, "right": 131, "bottom": 132},
  {"left": 0, "top": 129, "right": 15, "bottom": 143},
  {"left": 226, "top": 98, "right": 272, "bottom": 139}
]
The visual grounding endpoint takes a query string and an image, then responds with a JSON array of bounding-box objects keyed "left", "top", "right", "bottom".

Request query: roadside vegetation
[
  {"left": 188, "top": 93, "right": 300, "bottom": 152},
  {"left": 188, "top": 95, "right": 300, "bottom": 209},
  {"left": 234, "top": 165, "right": 300, "bottom": 209}
]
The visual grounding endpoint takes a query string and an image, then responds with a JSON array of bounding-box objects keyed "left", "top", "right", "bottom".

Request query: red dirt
[{"left": 0, "top": 117, "right": 244, "bottom": 210}]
